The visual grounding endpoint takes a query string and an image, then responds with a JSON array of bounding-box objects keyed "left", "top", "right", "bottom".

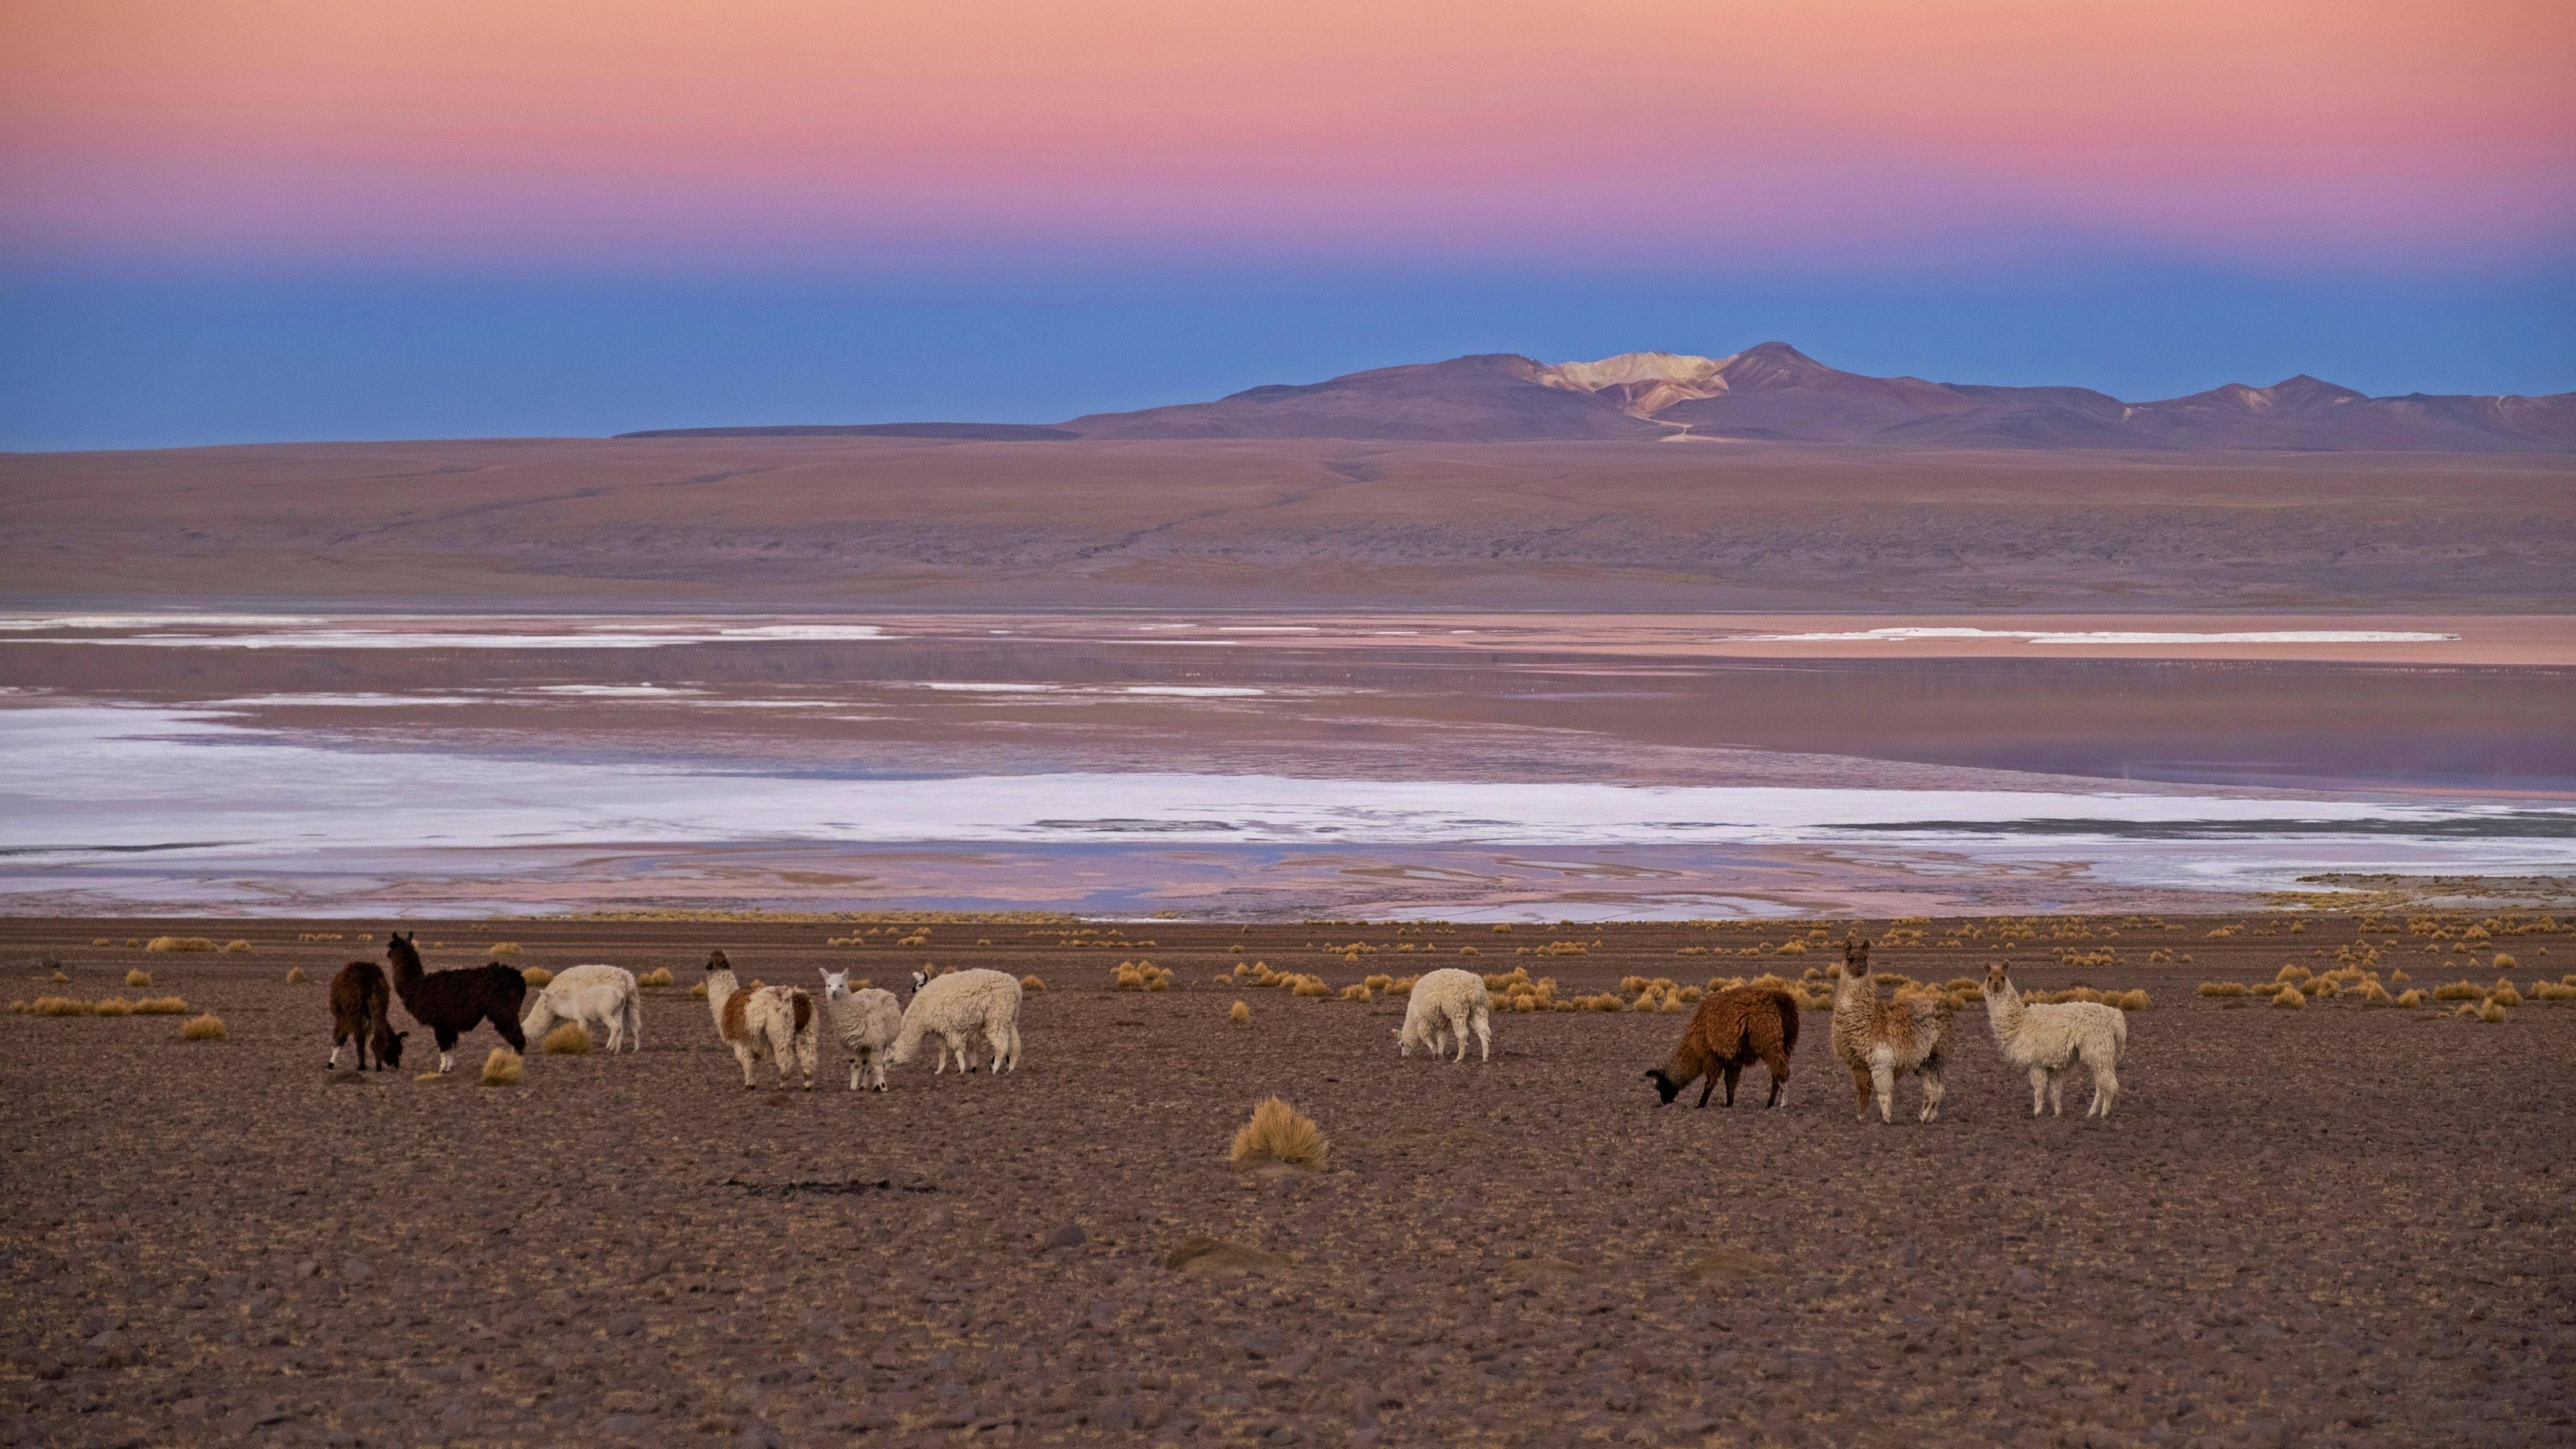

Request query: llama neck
[
  {"left": 705, "top": 969, "right": 739, "bottom": 1027},
  {"left": 1984, "top": 981, "right": 2025, "bottom": 1034},
  {"left": 388, "top": 946, "right": 423, "bottom": 994}
]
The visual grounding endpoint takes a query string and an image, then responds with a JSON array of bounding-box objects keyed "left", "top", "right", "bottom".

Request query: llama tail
[
  {"left": 622, "top": 989, "right": 643, "bottom": 1052},
  {"left": 2110, "top": 1007, "right": 2130, "bottom": 1063},
  {"left": 1773, "top": 991, "right": 1801, "bottom": 1057}
]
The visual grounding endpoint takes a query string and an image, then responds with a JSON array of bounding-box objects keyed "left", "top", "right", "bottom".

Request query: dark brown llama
[
  {"left": 327, "top": 960, "right": 406, "bottom": 1071},
  {"left": 385, "top": 932, "right": 527, "bottom": 1073},
  {"left": 1644, "top": 985, "right": 1800, "bottom": 1108}
]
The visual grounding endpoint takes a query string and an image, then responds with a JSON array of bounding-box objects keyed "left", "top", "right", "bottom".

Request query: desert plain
[{"left": 3, "top": 911, "right": 2569, "bottom": 1448}]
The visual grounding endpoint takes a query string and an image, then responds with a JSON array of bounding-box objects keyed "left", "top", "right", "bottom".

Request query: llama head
[
  {"left": 384, "top": 932, "right": 419, "bottom": 968},
  {"left": 374, "top": 1026, "right": 409, "bottom": 1069},
  {"left": 1984, "top": 961, "right": 2010, "bottom": 994},
  {"left": 1841, "top": 938, "right": 1871, "bottom": 976},
  {"left": 1643, "top": 1068, "right": 1682, "bottom": 1105},
  {"left": 821, "top": 967, "right": 849, "bottom": 1001},
  {"left": 704, "top": 949, "right": 733, "bottom": 975},
  {"left": 909, "top": 967, "right": 930, "bottom": 994}
]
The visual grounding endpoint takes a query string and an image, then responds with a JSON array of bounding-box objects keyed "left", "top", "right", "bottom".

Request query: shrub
[
  {"left": 178, "top": 1013, "right": 227, "bottom": 1041},
  {"left": 480, "top": 1047, "right": 523, "bottom": 1085},
  {"left": 1021, "top": 974, "right": 1046, "bottom": 991},
  {"left": 92, "top": 998, "right": 136, "bottom": 1016},
  {"left": 1291, "top": 975, "right": 1330, "bottom": 999},
  {"left": 124, "top": 969, "right": 152, "bottom": 987},
  {"left": 133, "top": 997, "right": 188, "bottom": 1014},
  {"left": 221, "top": 940, "right": 252, "bottom": 955},
  {"left": 2198, "top": 981, "right": 2247, "bottom": 998},
  {"left": 2274, "top": 964, "right": 2310, "bottom": 983},
  {"left": 2488, "top": 981, "right": 2522, "bottom": 1008},
  {"left": 1229, "top": 1097, "right": 1327, "bottom": 1171},
  {"left": 25, "top": 996, "right": 91, "bottom": 1015},
  {"left": 2432, "top": 981, "right": 2482, "bottom": 1002},
  {"left": 1341, "top": 983, "right": 1371, "bottom": 1002},
  {"left": 689, "top": 981, "right": 708, "bottom": 1000},
  {"left": 2532, "top": 981, "right": 2576, "bottom": 1002},
  {"left": 488, "top": 942, "right": 523, "bottom": 956},
  {"left": 636, "top": 967, "right": 673, "bottom": 987},
  {"left": 2273, "top": 987, "right": 2305, "bottom": 1010},
  {"left": 146, "top": 936, "right": 215, "bottom": 953},
  {"left": 2395, "top": 989, "right": 2424, "bottom": 1008},
  {"left": 284, "top": 966, "right": 308, "bottom": 984},
  {"left": 2476, "top": 1001, "right": 2508, "bottom": 1024},
  {"left": 2492, "top": 953, "right": 2517, "bottom": 971},
  {"left": 91, "top": 936, "right": 112, "bottom": 947},
  {"left": 539, "top": 1022, "right": 592, "bottom": 1055},
  {"left": 520, "top": 966, "right": 555, "bottom": 989},
  {"left": 2112, "top": 990, "right": 2151, "bottom": 1011},
  {"left": 2359, "top": 983, "right": 2394, "bottom": 1006},
  {"left": 1227, "top": 1000, "right": 1251, "bottom": 1024}
]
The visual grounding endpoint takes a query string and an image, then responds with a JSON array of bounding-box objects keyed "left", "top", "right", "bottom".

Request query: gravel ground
[{"left": 3, "top": 914, "right": 2570, "bottom": 1448}]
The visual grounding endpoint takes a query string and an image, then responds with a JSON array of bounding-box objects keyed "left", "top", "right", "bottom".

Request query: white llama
[
  {"left": 520, "top": 963, "right": 643, "bottom": 1053},
  {"left": 1395, "top": 968, "right": 1492, "bottom": 1063},
  {"left": 888, "top": 968, "right": 1023, "bottom": 1076},
  {"left": 1981, "top": 962, "right": 2127, "bottom": 1118},
  {"left": 820, "top": 968, "right": 904, "bottom": 1091}
]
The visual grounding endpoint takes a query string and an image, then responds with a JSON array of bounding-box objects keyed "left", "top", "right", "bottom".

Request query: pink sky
[{"left": 5, "top": 0, "right": 2572, "bottom": 269}]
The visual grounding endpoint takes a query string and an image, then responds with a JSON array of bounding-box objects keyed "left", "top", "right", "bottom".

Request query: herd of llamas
[{"left": 325, "top": 933, "right": 2129, "bottom": 1120}]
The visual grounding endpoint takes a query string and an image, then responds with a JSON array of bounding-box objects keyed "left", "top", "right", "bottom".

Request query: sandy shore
[{"left": 3, "top": 911, "right": 2567, "bottom": 1447}]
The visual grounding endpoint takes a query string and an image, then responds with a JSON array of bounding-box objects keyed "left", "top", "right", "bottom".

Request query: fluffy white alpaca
[
  {"left": 1395, "top": 967, "right": 1491, "bottom": 1063},
  {"left": 702, "top": 950, "right": 817, "bottom": 1089},
  {"left": 888, "top": 968, "right": 1022, "bottom": 1076},
  {"left": 1981, "top": 962, "right": 2127, "bottom": 1118},
  {"left": 820, "top": 969, "right": 904, "bottom": 1091},
  {"left": 520, "top": 963, "right": 642, "bottom": 1053}
]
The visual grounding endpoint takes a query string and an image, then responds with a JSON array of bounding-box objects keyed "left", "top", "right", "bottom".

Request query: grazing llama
[
  {"left": 1644, "top": 985, "right": 1799, "bottom": 1108},
  {"left": 888, "top": 968, "right": 1024, "bottom": 1075},
  {"left": 327, "top": 960, "right": 406, "bottom": 1071},
  {"left": 1395, "top": 967, "right": 1493, "bottom": 1063},
  {"left": 820, "top": 968, "right": 904, "bottom": 1091},
  {"left": 1829, "top": 940, "right": 1949, "bottom": 1124},
  {"left": 702, "top": 951, "right": 817, "bottom": 1089},
  {"left": 1981, "top": 962, "right": 2127, "bottom": 1118},
  {"left": 520, "top": 963, "right": 643, "bottom": 1053},
  {"left": 386, "top": 932, "right": 526, "bottom": 1074}
]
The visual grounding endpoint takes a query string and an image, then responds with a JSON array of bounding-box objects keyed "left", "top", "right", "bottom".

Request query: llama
[
  {"left": 520, "top": 963, "right": 643, "bottom": 1053},
  {"left": 327, "top": 960, "right": 406, "bottom": 1071},
  {"left": 703, "top": 950, "right": 817, "bottom": 1089},
  {"left": 1644, "top": 985, "right": 1799, "bottom": 1108},
  {"left": 888, "top": 968, "right": 1023, "bottom": 1076},
  {"left": 820, "top": 969, "right": 903, "bottom": 1091},
  {"left": 1982, "top": 961, "right": 2127, "bottom": 1118},
  {"left": 1395, "top": 967, "right": 1491, "bottom": 1063},
  {"left": 386, "top": 932, "right": 527, "bottom": 1074},
  {"left": 1829, "top": 939, "right": 1949, "bottom": 1124}
]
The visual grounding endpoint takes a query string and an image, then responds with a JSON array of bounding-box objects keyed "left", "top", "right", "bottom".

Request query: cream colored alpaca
[
  {"left": 820, "top": 969, "right": 904, "bottom": 1091},
  {"left": 521, "top": 963, "right": 642, "bottom": 1053},
  {"left": 888, "top": 968, "right": 1024, "bottom": 1075},
  {"left": 1829, "top": 940, "right": 1949, "bottom": 1124},
  {"left": 1981, "top": 962, "right": 2127, "bottom": 1118},
  {"left": 702, "top": 950, "right": 816, "bottom": 1089},
  {"left": 1395, "top": 968, "right": 1491, "bottom": 1063}
]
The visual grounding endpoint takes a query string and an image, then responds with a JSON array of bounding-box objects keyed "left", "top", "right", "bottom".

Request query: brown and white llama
[
  {"left": 702, "top": 949, "right": 818, "bottom": 1089},
  {"left": 1644, "top": 984, "right": 1799, "bottom": 1108},
  {"left": 1829, "top": 939, "right": 1949, "bottom": 1124}
]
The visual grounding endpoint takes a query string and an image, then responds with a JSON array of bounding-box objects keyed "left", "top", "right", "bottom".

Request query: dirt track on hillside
[{"left": 3, "top": 914, "right": 2569, "bottom": 1446}]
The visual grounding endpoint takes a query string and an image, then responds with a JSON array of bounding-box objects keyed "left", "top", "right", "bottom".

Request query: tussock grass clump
[
  {"left": 1291, "top": 975, "right": 1331, "bottom": 999},
  {"left": 2487, "top": 981, "right": 2522, "bottom": 1008},
  {"left": 23, "top": 996, "right": 91, "bottom": 1015},
  {"left": 539, "top": 1022, "right": 592, "bottom": 1055},
  {"left": 92, "top": 998, "right": 136, "bottom": 1016},
  {"left": 1020, "top": 974, "right": 1046, "bottom": 991},
  {"left": 2395, "top": 989, "right": 2424, "bottom": 1008},
  {"left": 2198, "top": 981, "right": 2248, "bottom": 998},
  {"left": 91, "top": 936, "right": 112, "bottom": 947},
  {"left": 1230, "top": 1097, "right": 1328, "bottom": 1171},
  {"left": 146, "top": 936, "right": 215, "bottom": 953},
  {"left": 1228, "top": 1000, "right": 1250, "bottom": 1024},
  {"left": 2475, "top": 1001, "right": 2508, "bottom": 1024},
  {"left": 2359, "top": 983, "right": 2395, "bottom": 1006},
  {"left": 2491, "top": 953, "right": 2517, "bottom": 971},
  {"left": 1341, "top": 983, "right": 1372, "bottom": 1002},
  {"left": 2431, "top": 981, "right": 2483, "bottom": 1002},
  {"left": 221, "top": 940, "right": 252, "bottom": 955},
  {"left": 636, "top": 967, "right": 674, "bottom": 987},
  {"left": 689, "top": 981, "right": 708, "bottom": 1000},
  {"left": 132, "top": 996, "right": 188, "bottom": 1014},
  {"left": 284, "top": 966, "right": 308, "bottom": 984},
  {"left": 1114, "top": 961, "right": 1174, "bottom": 991},
  {"left": 2532, "top": 981, "right": 2576, "bottom": 1002},
  {"left": 297, "top": 932, "right": 345, "bottom": 941},
  {"left": 488, "top": 942, "right": 523, "bottom": 956},
  {"left": 178, "top": 1013, "right": 227, "bottom": 1041},
  {"left": 480, "top": 1046, "right": 523, "bottom": 1085},
  {"left": 124, "top": 969, "right": 152, "bottom": 988},
  {"left": 2274, "top": 963, "right": 2310, "bottom": 984},
  {"left": 2111, "top": 989, "right": 2151, "bottom": 1011},
  {"left": 2273, "top": 986, "right": 2306, "bottom": 1010},
  {"left": 520, "top": 966, "right": 555, "bottom": 989}
]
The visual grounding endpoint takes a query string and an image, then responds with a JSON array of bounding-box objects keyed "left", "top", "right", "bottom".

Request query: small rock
[{"left": 1048, "top": 1223, "right": 1089, "bottom": 1250}]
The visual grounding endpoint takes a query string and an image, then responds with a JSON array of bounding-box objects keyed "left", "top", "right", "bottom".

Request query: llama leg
[
  {"left": 1718, "top": 1062, "right": 1742, "bottom": 1108},
  {"left": 493, "top": 1010, "right": 527, "bottom": 1054},
  {"left": 2090, "top": 1057, "right": 2118, "bottom": 1118},
  {"left": 1764, "top": 1046, "right": 1790, "bottom": 1108},
  {"left": 984, "top": 1020, "right": 1011, "bottom": 1073},
  {"left": 799, "top": 1028, "right": 816, "bottom": 1089},
  {"left": 737, "top": 1044, "right": 758, "bottom": 1088},
  {"left": 1869, "top": 1061, "right": 1896, "bottom": 1124},
  {"left": 2048, "top": 1071, "right": 2065, "bottom": 1117},
  {"left": 2029, "top": 1067, "right": 2049, "bottom": 1117},
  {"left": 329, "top": 1035, "right": 344, "bottom": 1071},
  {"left": 1849, "top": 1065, "right": 1874, "bottom": 1120},
  {"left": 1696, "top": 1069, "right": 1719, "bottom": 1109},
  {"left": 849, "top": 1056, "right": 861, "bottom": 1091},
  {"left": 437, "top": 1028, "right": 460, "bottom": 1073},
  {"left": 1474, "top": 1011, "right": 1491, "bottom": 1063},
  {"left": 1918, "top": 1061, "right": 1945, "bottom": 1123}
]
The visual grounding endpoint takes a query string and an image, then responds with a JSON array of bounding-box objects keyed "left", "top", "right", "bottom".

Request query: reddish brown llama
[
  {"left": 1644, "top": 985, "right": 1800, "bottom": 1108},
  {"left": 327, "top": 960, "right": 406, "bottom": 1071}
]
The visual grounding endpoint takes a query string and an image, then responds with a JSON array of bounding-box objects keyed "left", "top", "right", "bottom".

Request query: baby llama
[
  {"left": 1829, "top": 939, "right": 1950, "bottom": 1124},
  {"left": 820, "top": 968, "right": 904, "bottom": 1091},
  {"left": 702, "top": 950, "right": 818, "bottom": 1089},
  {"left": 1981, "top": 961, "right": 2127, "bottom": 1118},
  {"left": 1395, "top": 967, "right": 1492, "bottom": 1063},
  {"left": 520, "top": 963, "right": 643, "bottom": 1053},
  {"left": 888, "top": 967, "right": 1024, "bottom": 1076}
]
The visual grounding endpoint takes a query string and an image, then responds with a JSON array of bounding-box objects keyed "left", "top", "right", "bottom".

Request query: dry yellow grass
[
  {"left": 2395, "top": 989, "right": 2425, "bottom": 1008},
  {"left": 1291, "top": 975, "right": 1331, "bottom": 999},
  {"left": 2491, "top": 953, "right": 2517, "bottom": 971},
  {"left": 178, "top": 1013, "right": 227, "bottom": 1041},
  {"left": 1228, "top": 1000, "right": 1251, "bottom": 1024},
  {"left": 2198, "top": 981, "right": 2248, "bottom": 998},
  {"left": 284, "top": 966, "right": 308, "bottom": 984},
  {"left": 93, "top": 998, "right": 136, "bottom": 1016},
  {"left": 2112, "top": 989, "right": 2151, "bottom": 1011},
  {"left": 2359, "top": 983, "right": 2395, "bottom": 1006},
  {"left": 221, "top": 940, "right": 252, "bottom": 955},
  {"left": 636, "top": 967, "right": 674, "bottom": 987},
  {"left": 1021, "top": 974, "right": 1046, "bottom": 991},
  {"left": 520, "top": 966, "right": 555, "bottom": 989},
  {"left": 2273, "top": 986, "right": 2306, "bottom": 1010},
  {"left": 1341, "top": 983, "right": 1372, "bottom": 1002},
  {"left": 689, "top": 981, "right": 708, "bottom": 1000},
  {"left": 488, "top": 942, "right": 523, "bottom": 956},
  {"left": 480, "top": 1046, "right": 523, "bottom": 1085},
  {"left": 91, "top": 936, "right": 111, "bottom": 947},
  {"left": 124, "top": 969, "right": 152, "bottom": 987},
  {"left": 1229, "top": 1097, "right": 1327, "bottom": 1171},
  {"left": 2432, "top": 981, "right": 2483, "bottom": 1002},
  {"left": 539, "top": 1022, "right": 592, "bottom": 1055},
  {"left": 2475, "top": 1001, "right": 2508, "bottom": 1024},
  {"left": 146, "top": 936, "right": 215, "bottom": 953},
  {"left": 2487, "top": 981, "right": 2522, "bottom": 1008},
  {"left": 133, "top": 997, "right": 188, "bottom": 1014}
]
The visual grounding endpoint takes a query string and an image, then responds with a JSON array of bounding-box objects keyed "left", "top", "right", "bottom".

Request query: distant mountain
[{"left": 1053, "top": 343, "right": 2576, "bottom": 451}]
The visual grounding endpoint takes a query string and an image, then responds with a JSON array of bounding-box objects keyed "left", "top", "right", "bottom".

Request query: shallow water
[{"left": 4, "top": 612, "right": 2571, "bottom": 916}]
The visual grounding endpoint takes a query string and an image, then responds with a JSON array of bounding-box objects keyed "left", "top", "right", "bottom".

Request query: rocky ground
[{"left": 2, "top": 913, "right": 2569, "bottom": 1447}]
